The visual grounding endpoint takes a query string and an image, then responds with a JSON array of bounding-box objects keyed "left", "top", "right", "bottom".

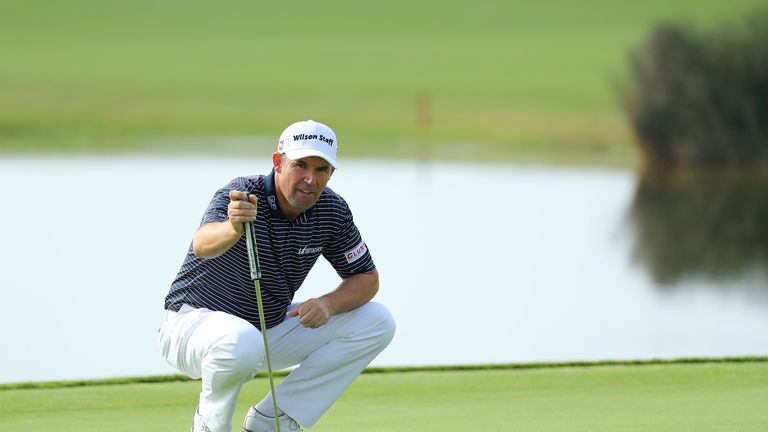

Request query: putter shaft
[{"left": 245, "top": 220, "right": 281, "bottom": 432}]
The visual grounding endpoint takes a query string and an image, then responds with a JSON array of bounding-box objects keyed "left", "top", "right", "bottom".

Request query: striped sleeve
[
  {"left": 201, "top": 177, "right": 249, "bottom": 225},
  {"left": 322, "top": 197, "right": 376, "bottom": 278}
]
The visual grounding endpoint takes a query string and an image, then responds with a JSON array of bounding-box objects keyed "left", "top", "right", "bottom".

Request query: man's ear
[{"left": 272, "top": 152, "right": 283, "bottom": 173}]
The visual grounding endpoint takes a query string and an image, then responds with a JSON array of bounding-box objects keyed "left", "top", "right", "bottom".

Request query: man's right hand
[
  {"left": 192, "top": 190, "right": 258, "bottom": 259},
  {"left": 227, "top": 190, "right": 258, "bottom": 233}
]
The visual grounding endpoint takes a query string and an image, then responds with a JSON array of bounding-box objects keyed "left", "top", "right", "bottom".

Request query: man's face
[{"left": 273, "top": 153, "right": 334, "bottom": 219}]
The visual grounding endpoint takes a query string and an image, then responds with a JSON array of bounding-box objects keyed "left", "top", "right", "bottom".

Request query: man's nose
[{"left": 304, "top": 171, "right": 317, "bottom": 186}]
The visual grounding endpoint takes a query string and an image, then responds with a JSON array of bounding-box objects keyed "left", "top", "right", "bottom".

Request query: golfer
[{"left": 158, "top": 120, "right": 396, "bottom": 432}]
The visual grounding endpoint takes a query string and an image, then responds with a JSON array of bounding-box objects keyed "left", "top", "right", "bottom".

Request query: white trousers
[{"left": 157, "top": 302, "right": 395, "bottom": 432}]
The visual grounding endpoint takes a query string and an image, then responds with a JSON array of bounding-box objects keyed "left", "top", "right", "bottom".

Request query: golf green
[{"left": 1, "top": 361, "right": 766, "bottom": 431}]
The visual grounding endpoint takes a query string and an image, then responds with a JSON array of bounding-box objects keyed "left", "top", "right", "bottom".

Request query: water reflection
[{"left": 628, "top": 170, "right": 768, "bottom": 299}]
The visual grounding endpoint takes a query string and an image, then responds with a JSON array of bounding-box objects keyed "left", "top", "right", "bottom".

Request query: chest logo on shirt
[
  {"left": 298, "top": 245, "right": 323, "bottom": 255},
  {"left": 344, "top": 242, "right": 368, "bottom": 264}
]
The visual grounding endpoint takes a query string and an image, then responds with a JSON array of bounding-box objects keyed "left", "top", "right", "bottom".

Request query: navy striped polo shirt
[{"left": 164, "top": 170, "right": 375, "bottom": 330}]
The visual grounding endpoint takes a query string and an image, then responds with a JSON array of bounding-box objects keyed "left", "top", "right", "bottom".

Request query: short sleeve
[{"left": 322, "top": 198, "right": 376, "bottom": 278}]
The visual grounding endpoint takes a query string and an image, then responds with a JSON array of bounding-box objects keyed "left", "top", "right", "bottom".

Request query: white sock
[{"left": 255, "top": 396, "right": 284, "bottom": 418}]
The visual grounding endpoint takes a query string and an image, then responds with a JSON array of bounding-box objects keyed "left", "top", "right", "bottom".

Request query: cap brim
[{"left": 283, "top": 149, "right": 338, "bottom": 168}]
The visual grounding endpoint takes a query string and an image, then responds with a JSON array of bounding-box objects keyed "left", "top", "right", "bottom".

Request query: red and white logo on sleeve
[{"left": 344, "top": 241, "right": 368, "bottom": 264}]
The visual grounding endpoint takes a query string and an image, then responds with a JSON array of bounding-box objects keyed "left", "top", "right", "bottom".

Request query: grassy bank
[
  {"left": 1, "top": 360, "right": 766, "bottom": 431},
  {"left": 1, "top": 0, "right": 765, "bottom": 164}
]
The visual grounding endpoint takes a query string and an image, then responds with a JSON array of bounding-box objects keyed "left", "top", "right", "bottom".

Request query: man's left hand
[{"left": 287, "top": 298, "right": 333, "bottom": 329}]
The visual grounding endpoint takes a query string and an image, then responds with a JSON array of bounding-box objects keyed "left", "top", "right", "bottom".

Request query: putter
[{"left": 244, "top": 214, "right": 281, "bottom": 432}]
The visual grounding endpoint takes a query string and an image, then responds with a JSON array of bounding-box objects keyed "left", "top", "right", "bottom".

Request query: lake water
[{"left": 1, "top": 155, "right": 766, "bottom": 384}]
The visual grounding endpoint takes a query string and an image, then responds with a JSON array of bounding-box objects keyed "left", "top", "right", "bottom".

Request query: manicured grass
[
  {"left": 0, "top": 0, "right": 765, "bottom": 163},
  {"left": 1, "top": 361, "right": 766, "bottom": 431}
]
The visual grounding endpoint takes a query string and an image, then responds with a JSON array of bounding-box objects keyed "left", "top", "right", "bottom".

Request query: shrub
[{"left": 622, "top": 12, "right": 768, "bottom": 170}]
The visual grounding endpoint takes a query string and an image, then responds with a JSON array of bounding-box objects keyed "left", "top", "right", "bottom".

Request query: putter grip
[{"left": 244, "top": 221, "right": 262, "bottom": 280}]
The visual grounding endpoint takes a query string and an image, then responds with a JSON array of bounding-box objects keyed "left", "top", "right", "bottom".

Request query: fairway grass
[
  {"left": 1, "top": 0, "right": 766, "bottom": 164},
  {"left": 1, "top": 361, "right": 766, "bottom": 431}
]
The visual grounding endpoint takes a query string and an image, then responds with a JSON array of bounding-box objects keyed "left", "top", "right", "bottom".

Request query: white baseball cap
[{"left": 277, "top": 120, "right": 338, "bottom": 168}]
